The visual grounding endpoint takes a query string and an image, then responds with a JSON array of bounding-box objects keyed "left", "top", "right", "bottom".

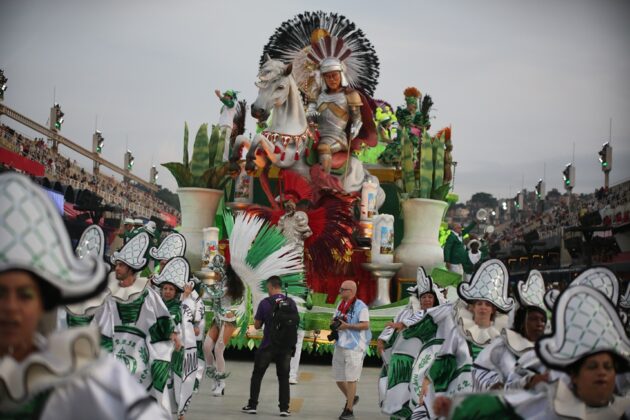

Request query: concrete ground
[{"left": 185, "top": 358, "right": 386, "bottom": 420}]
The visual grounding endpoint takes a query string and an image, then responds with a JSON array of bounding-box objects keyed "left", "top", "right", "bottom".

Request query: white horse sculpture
[
  {"left": 231, "top": 57, "right": 310, "bottom": 176},
  {"left": 231, "top": 56, "right": 385, "bottom": 208}
]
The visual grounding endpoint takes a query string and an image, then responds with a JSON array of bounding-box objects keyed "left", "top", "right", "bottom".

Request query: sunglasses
[{"left": 339, "top": 288, "right": 351, "bottom": 292}]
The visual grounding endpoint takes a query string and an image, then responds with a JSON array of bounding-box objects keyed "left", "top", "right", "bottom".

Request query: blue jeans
[{"left": 248, "top": 346, "right": 292, "bottom": 411}]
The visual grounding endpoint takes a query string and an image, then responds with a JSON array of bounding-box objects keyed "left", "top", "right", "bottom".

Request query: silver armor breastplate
[{"left": 317, "top": 91, "right": 348, "bottom": 143}]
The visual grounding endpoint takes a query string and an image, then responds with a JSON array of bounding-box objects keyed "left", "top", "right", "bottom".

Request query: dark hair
[
  {"left": 225, "top": 265, "right": 245, "bottom": 301},
  {"left": 512, "top": 306, "right": 547, "bottom": 337},
  {"left": 567, "top": 351, "right": 625, "bottom": 376},
  {"left": 419, "top": 291, "right": 440, "bottom": 307},
  {"left": 34, "top": 275, "right": 62, "bottom": 311},
  {"left": 266, "top": 276, "right": 282, "bottom": 290},
  {"left": 2, "top": 270, "right": 63, "bottom": 311}
]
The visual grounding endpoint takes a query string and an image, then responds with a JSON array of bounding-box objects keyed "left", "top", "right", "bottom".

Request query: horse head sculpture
[{"left": 231, "top": 56, "right": 310, "bottom": 177}]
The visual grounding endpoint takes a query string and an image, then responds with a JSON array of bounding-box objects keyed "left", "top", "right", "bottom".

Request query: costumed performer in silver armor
[{"left": 307, "top": 57, "right": 363, "bottom": 174}]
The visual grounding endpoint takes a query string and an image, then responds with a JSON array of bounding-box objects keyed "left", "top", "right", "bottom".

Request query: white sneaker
[
  {"left": 213, "top": 379, "right": 225, "bottom": 396},
  {"left": 289, "top": 378, "right": 298, "bottom": 385}
]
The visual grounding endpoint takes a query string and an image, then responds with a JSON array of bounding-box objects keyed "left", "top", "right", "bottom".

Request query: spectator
[
  {"left": 332, "top": 280, "right": 371, "bottom": 420},
  {"left": 242, "top": 276, "right": 297, "bottom": 417}
]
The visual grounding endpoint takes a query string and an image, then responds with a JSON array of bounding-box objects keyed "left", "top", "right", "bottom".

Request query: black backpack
[{"left": 267, "top": 296, "right": 299, "bottom": 352}]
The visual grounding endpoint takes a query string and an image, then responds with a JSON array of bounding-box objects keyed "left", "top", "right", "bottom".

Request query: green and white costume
[
  {"left": 0, "top": 173, "right": 167, "bottom": 419},
  {"left": 379, "top": 267, "right": 444, "bottom": 418},
  {"left": 447, "top": 286, "right": 630, "bottom": 420},
  {"left": 93, "top": 232, "right": 175, "bottom": 412},
  {"left": 506, "top": 267, "right": 621, "bottom": 392},
  {"left": 472, "top": 269, "right": 548, "bottom": 392},
  {"left": 410, "top": 260, "right": 513, "bottom": 419},
  {"left": 192, "top": 286, "right": 206, "bottom": 392},
  {"left": 0, "top": 328, "right": 168, "bottom": 420},
  {"left": 58, "top": 224, "right": 107, "bottom": 329},
  {"left": 153, "top": 257, "right": 197, "bottom": 416}
]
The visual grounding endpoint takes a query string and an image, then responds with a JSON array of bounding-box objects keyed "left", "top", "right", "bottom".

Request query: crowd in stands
[
  {"left": 0, "top": 124, "right": 180, "bottom": 222},
  {"left": 493, "top": 181, "right": 630, "bottom": 253}
]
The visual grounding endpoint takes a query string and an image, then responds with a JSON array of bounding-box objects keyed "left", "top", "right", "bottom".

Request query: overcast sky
[{"left": 2, "top": 0, "right": 629, "bottom": 202}]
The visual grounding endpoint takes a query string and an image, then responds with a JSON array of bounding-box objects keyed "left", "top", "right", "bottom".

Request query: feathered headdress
[
  {"left": 279, "top": 169, "right": 313, "bottom": 204},
  {"left": 260, "top": 11, "right": 380, "bottom": 97},
  {"left": 403, "top": 87, "right": 421, "bottom": 105},
  {"left": 225, "top": 210, "right": 306, "bottom": 296}
]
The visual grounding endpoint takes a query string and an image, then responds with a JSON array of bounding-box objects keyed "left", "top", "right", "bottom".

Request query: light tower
[
  {"left": 92, "top": 131, "right": 104, "bottom": 176},
  {"left": 123, "top": 150, "right": 134, "bottom": 183},
  {"left": 598, "top": 142, "right": 612, "bottom": 189},
  {"left": 0, "top": 69, "right": 7, "bottom": 101},
  {"left": 49, "top": 103, "right": 64, "bottom": 152},
  {"left": 150, "top": 165, "right": 159, "bottom": 184}
]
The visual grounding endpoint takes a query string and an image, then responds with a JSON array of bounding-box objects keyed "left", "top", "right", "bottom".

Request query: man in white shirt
[{"left": 331, "top": 280, "right": 371, "bottom": 420}]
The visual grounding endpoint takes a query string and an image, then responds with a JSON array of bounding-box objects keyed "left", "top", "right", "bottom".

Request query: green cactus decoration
[
  {"left": 400, "top": 129, "right": 416, "bottom": 196},
  {"left": 183, "top": 122, "right": 189, "bottom": 170},
  {"left": 400, "top": 127, "right": 452, "bottom": 201},
  {"left": 162, "top": 122, "right": 231, "bottom": 190}
]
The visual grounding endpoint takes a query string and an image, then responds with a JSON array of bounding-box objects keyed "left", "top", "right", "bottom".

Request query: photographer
[
  {"left": 242, "top": 276, "right": 297, "bottom": 417},
  {"left": 331, "top": 280, "right": 371, "bottom": 420}
]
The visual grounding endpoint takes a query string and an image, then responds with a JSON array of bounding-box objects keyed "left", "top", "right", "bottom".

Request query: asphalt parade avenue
[{"left": 186, "top": 359, "right": 385, "bottom": 419}]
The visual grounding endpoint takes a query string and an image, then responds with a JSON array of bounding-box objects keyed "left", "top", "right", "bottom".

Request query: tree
[
  {"left": 546, "top": 188, "right": 561, "bottom": 201},
  {"left": 469, "top": 192, "right": 498, "bottom": 209},
  {"left": 156, "top": 187, "right": 180, "bottom": 212}
]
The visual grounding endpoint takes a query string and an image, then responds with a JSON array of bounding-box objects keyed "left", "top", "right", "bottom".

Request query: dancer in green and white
[
  {"left": 0, "top": 173, "right": 168, "bottom": 419},
  {"left": 93, "top": 231, "right": 175, "bottom": 412},
  {"left": 434, "top": 285, "right": 630, "bottom": 419},
  {"left": 378, "top": 267, "right": 444, "bottom": 418},
  {"left": 408, "top": 259, "right": 513, "bottom": 419},
  {"left": 153, "top": 257, "right": 197, "bottom": 419}
]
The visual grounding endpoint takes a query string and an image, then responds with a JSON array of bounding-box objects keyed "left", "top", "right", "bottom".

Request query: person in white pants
[{"left": 289, "top": 328, "right": 305, "bottom": 384}]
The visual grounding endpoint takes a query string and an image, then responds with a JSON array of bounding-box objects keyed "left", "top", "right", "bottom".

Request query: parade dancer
[
  {"left": 58, "top": 224, "right": 107, "bottom": 329},
  {"left": 152, "top": 257, "right": 197, "bottom": 419},
  {"left": 93, "top": 232, "right": 175, "bottom": 412},
  {"left": 191, "top": 277, "right": 206, "bottom": 393},
  {"left": 409, "top": 259, "right": 514, "bottom": 419},
  {"left": 203, "top": 255, "right": 245, "bottom": 396},
  {"left": 435, "top": 285, "right": 630, "bottom": 419},
  {"left": 215, "top": 89, "right": 238, "bottom": 161},
  {"left": 378, "top": 267, "right": 443, "bottom": 418},
  {"left": 507, "top": 266, "right": 621, "bottom": 391},
  {"left": 472, "top": 269, "right": 548, "bottom": 391},
  {"left": 0, "top": 173, "right": 168, "bottom": 419}
]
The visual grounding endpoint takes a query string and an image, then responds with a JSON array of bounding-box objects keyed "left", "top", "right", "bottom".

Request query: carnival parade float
[{"left": 161, "top": 11, "right": 461, "bottom": 357}]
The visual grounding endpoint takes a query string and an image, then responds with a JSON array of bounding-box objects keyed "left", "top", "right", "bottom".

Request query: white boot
[{"left": 212, "top": 378, "right": 225, "bottom": 396}]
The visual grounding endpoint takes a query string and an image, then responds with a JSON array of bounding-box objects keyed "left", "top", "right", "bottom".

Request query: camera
[{"left": 327, "top": 317, "right": 343, "bottom": 341}]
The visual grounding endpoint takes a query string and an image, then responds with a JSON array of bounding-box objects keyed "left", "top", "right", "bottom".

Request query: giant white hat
[
  {"left": 537, "top": 285, "right": 630, "bottom": 372},
  {"left": 0, "top": 173, "right": 107, "bottom": 303},
  {"left": 516, "top": 269, "right": 546, "bottom": 312},
  {"left": 458, "top": 259, "right": 514, "bottom": 313},
  {"left": 75, "top": 225, "right": 105, "bottom": 261},
  {"left": 149, "top": 232, "right": 186, "bottom": 261},
  {"left": 110, "top": 232, "right": 150, "bottom": 270},
  {"left": 151, "top": 257, "right": 190, "bottom": 291}
]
